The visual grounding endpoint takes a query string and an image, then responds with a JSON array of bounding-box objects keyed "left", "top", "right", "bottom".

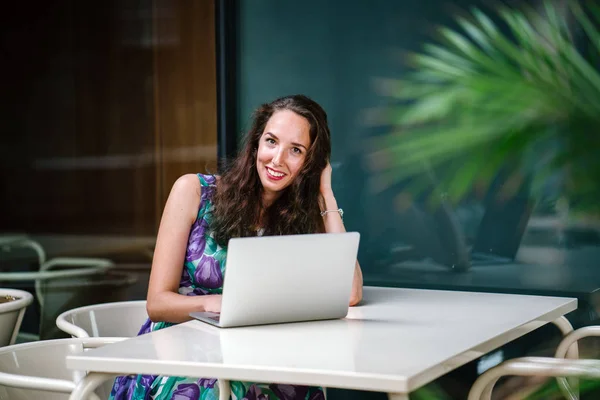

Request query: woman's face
[{"left": 256, "top": 109, "right": 311, "bottom": 201}]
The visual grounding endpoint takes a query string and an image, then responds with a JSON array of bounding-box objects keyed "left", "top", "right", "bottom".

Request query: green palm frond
[{"left": 371, "top": 0, "right": 600, "bottom": 213}]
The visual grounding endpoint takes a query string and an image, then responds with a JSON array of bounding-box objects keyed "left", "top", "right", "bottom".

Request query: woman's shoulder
[
  {"left": 169, "top": 174, "right": 220, "bottom": 208},
  {"left": 163, "top": 174, "right": 203, "bottom": 222},
  {"left": 171, "top": 173, "right": 218, "bottom": 190},
  {"left": 170, "top": 174, "right": 203, "bottom": 197}
]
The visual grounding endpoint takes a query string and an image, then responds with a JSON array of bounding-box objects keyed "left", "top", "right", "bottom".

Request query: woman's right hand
[{"left": 202, "top": 294, "right": 223, "bottom": 313}]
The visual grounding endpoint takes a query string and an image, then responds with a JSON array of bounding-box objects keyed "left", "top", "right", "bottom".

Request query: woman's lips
[{"left": 266, "top": 166, "right": 286, "bottom": 181}]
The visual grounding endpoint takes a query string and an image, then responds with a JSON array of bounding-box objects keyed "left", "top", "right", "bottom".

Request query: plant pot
[{"left": 0, "top": 288, "right": 34, "bottom": 347}]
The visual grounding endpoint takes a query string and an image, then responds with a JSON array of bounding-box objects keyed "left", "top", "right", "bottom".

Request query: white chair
[
  {"left": 0, "top": 234, "right": 116, "bottom": 305},
  {"left": 0, "top": 288, "right": 33, "bottom": 347},
  {"left": 0, "top": 264, "right": 116, "bottom": 342},
  {"left": 0, "top": 337, "right": 123, "bottom": 400},
  {"left": 56, "top": 300, "right": 148, "bottom": 338},
  {"left": 0, "top": 257, "right": 115, "bottom": 307},
  {"left": 468, "top": 325, "right": 600, "bottom": 400},
  {"left": 0, "top": 235, "right": 46, "bottom": 266},
  {"left": 1, "top": 236, "right": 118, "bottom": 342}
]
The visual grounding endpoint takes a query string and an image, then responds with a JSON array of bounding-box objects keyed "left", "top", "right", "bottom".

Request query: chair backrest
[
  {"left": 0, "top": 337, "right": 121, "bottom": 400},
  {"left": 0, "top": 261, "right": 116, "bottom": 341},
  {"left": 468, "top": 325, "right": 600, "bottom": 400},
  {"left": 40, "top": 272, "right": 139, "bottom": 340},
  {"left": 0, "top": 289, "right": 33, "bottom": 347},
  {"left": 56, "top": 300, "right": 148, "bottom": 338}
]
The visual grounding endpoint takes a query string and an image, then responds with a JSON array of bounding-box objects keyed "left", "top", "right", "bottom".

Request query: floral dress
[{"left": 109, "top": 174, "right": 324, "bottom": 400}]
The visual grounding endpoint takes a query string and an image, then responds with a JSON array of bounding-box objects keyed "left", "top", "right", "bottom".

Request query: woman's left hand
[{"left": 320, "top": 162, "right": 333, "bottom": 196}]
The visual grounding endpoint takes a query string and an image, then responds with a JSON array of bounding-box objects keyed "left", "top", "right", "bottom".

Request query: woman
[{"left": 110, "top": 94, "right": 363, "bottom": 400}]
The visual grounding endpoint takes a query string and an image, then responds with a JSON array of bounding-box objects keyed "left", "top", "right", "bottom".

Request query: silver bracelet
[{"left": 320, "top": 208, "right": 344, "bottom": 221}]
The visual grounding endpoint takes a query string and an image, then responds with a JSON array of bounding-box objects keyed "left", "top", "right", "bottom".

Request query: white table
[{"left": 66, "top": 287, "right": 577, "bottom": 400}]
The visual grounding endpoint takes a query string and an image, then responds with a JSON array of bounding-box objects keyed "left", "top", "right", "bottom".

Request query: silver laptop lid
[{"left": 218, "top": 232, "right": 360, "bottom": 327}]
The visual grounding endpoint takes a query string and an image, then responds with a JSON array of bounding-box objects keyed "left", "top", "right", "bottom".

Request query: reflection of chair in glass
[
  {"left": 5, "top": 258, "right": 115, "bottom": 307},
  {"left": 0, "top": 337, "right": 123, "bottom": 400},
  {"left": 0, "top": 235, "right": 115, "bottom": 304},
  {"left": 0, "top": 235, "right": 47, "bottom": 266},
  {"left": 468, "top": 326, "right": 600, "bottom": 400},
  {"left": 469, "top": 172, "right": 534, "bottom": 266},
  {"left": 56, "top": 300, "right": 147, "bottom": 338},
  {"left": 0, "top": 289, "right": 33, "bottom": 347},
  {"left": 0, "top": 257, "right": 116, "bottom": 341},
  {"left": 39, "top": 272, "right": 138, "bottom": 340},
  {"left": 0, "top": 234, "right": 137, "bottom": 341},
  {"left": 382, "top": 168, "right": 533, "bottom": 271}
]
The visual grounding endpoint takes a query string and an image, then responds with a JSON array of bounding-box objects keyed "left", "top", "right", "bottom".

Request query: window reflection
[
  {"left": 238, "top": 0, "right": 600, "bottom": 398},
  {"left": 0, "top": 0, "right": 217, "bottom": 341}
]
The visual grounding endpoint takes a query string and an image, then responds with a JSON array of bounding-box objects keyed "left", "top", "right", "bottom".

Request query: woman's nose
[{"left": 272, "top": 150, "right": 284, "bottom": 166}]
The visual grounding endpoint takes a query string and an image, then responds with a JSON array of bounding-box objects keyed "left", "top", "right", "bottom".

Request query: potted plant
[
  {"left": 0, "top": 288, "right": 33, "bottom": 346},
  {"left": 369, "top": 0, "right": 599, "bottom": 397},
  {"left": 370, "top": 0, "right": 600, "bottom": 219}
]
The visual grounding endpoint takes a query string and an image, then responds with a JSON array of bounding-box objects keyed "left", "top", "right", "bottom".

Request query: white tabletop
[{"left": 66, "top": 287, "right": 576, "bottom": 394}]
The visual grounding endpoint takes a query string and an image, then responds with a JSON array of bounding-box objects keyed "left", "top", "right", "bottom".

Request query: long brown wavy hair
[{"left": 210, "top": 94, "right": 331, "bottom": 247}]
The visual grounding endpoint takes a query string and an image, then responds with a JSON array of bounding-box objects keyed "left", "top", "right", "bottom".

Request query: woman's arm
[
  {"left": 320, "top": 164, "right": 363, "bottom": 306},
  {"left": 146, "top": 174, "right": 222, "bottom": 323}
]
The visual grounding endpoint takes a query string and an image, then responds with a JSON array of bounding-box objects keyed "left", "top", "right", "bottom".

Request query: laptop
[{"left": 189, "top": 231, "right": 360, "bottom": 328}]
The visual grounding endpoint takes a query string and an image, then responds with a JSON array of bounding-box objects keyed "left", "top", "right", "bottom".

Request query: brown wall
[
  {"left": 153, "top": 0, "right": 218, "bottom": 217},
  {"left": 0, "top": 0, "right": 217, "bottom": 236}
]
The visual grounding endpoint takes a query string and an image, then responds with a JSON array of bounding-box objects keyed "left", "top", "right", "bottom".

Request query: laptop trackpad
[{"left": 191, "top": 311, "right": 220, "bottom": 322}]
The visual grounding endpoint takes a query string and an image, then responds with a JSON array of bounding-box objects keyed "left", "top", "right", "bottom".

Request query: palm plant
[{"left": 371, "top": 0, "right": 600, "bottom": 216}]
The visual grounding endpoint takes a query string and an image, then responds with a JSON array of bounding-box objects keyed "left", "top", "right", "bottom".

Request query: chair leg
[
  {"left": 68, "top": 372, "right": 118, "bottom": 400},
  {"left": 552, "top": 316, "right": 578, "bottom": 358},
  {"left": 551, "top": 316, "right": 579, "bottom": 400},
  {"left": 9, "top": 308, "right": 27, "bottom": 345},
  {"left": 219, "top": 379, "right": 231, "bottom": 400}
]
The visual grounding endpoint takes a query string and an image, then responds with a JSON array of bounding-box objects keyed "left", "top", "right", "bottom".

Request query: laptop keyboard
[{"left": 208, "top": 315, "right": 220, "bottom": 322}]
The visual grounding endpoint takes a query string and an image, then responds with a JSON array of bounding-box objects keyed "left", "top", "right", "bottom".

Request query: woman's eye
[
  {"left": 266, "top": 138, "right": 276, "bottom": 145},
  {"left": 292, "top": 147, "right": 302, "bottom": 155}
]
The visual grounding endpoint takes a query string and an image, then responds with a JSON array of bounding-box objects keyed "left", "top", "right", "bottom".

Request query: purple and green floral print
[{"left": 109, "top": 174, "right": 323, "bottom": 400}]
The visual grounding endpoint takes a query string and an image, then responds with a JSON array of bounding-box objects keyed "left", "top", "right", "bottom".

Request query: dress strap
[{"left": 197, "top": 173, "right": 217, "bottom": 188}]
